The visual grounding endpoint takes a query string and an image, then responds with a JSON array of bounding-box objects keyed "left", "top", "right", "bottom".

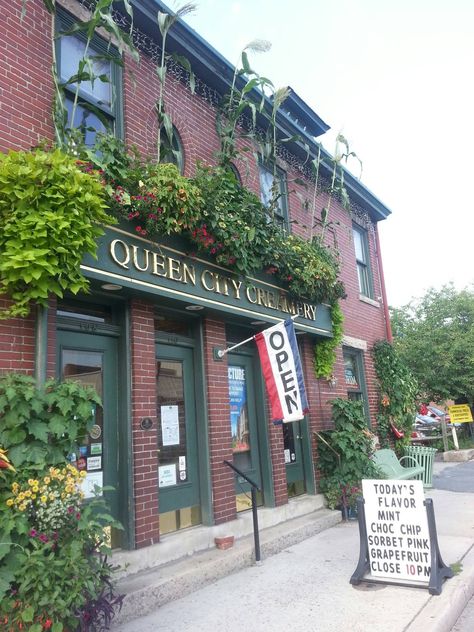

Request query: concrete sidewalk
[{"left": 112, "top": 462, "right": 474, "bottom": 632}]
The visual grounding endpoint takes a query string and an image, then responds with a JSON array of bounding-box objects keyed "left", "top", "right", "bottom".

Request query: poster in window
[
  {"left": 161, "top": 405, "right": 180, "bottom": 446},
  {"left": 344, "top": 356, "right": 359, "bottom": 387},
  {"left": 228, "top": 366, "right": 250, "bottom": 453}
]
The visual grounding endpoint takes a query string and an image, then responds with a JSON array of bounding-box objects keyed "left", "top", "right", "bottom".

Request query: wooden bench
[{"left": 372, "top": 448, "right": 424, "bottom": 480}]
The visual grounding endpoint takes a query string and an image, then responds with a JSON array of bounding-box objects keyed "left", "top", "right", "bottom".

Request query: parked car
[
  {"left": 413, "top": 414, "right": 440, "bottom": 436},
  {"left": 426, "top": 405, "right": 451, "bottom": 423}
]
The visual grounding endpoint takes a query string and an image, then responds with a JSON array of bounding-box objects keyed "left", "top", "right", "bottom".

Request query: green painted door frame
[
  {"left": 56, "top": 330, "right": 124, "bottom": 540},
  {"left": 228, "top": 349, "right": 275, "bottom": 507}
]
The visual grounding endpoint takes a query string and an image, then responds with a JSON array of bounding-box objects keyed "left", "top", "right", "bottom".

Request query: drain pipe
[
  {"left": 374, "top": 224, "right": 393, "bottom": 343},
  {"left": 34, "top": 304, "right": 48, "bottom": 386}
]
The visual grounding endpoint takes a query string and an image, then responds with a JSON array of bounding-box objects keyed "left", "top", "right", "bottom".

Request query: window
[
  {"left": 160, "top": 126, "right": 185, "bottom": 174},
  {"left": 258, "top": 161, "right": 289, "bottom": 230},
  {"left": 353, "top": 224, "right": 373, "bottom": 298},
  {"left": 343, "top": 348, "right": 370, "bottom": 423},
  {"left": 57, "top": 10, "right": 123, "bottom": 144}
]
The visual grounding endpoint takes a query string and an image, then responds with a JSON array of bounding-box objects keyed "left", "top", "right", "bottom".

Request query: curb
[{"left": 407, "top": 544, "right": 474, "bottom": 632}]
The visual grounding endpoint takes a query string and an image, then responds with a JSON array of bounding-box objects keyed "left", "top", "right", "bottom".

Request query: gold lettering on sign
[
  {"left": 246, "top": 286, "right": 258, "bottom": 304},
  {"left": 201, "top": 269, "right": 215, "bottom": 292},
  {"left": 110, "top": 239, "right": 130, "bottom": 269},
  {"left": 169, "top": 258, "right": 183, "bottom": 282},
  {"left": 257, "top": 287, "right": 267, "bottom": 307},
  {"left": 230, "top": 279, "right": 242, "bottom": 299},
  {"left": 183, "top": 263, "right": 196, "bottom": 286},
  {"left": 132, "top": 245, "right": 150, "bottom": 272},
  {"left": 152, "top": 252, "right": 167, "bottom": 277},
  {"left": 107, "top": 239, "right": 318, "bottom": 321}
]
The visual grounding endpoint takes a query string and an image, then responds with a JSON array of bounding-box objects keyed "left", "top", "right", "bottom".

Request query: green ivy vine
[
  {"left": 372, "top": 339, "right": 419, "bottom": 450},
  {"left": 0, "top": 149, "right": 114, "bottom": 319},
  {"left": 313, "top": 302, "right": 344, "bottom": 379}
]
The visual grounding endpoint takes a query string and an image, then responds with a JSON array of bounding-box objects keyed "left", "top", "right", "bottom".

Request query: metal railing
[{"left": 223, "top": 460, "right": 261, "bottom": 563}]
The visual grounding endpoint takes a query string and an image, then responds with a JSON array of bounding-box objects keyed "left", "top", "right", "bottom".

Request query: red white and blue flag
[{"left": 254, "top": 319, "right": 309, "bottom": 423}]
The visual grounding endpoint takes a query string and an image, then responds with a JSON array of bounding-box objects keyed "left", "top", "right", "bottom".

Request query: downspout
[
  {"left": 374, "top": 224, "right": 393, "bottom": 343},
  {"left": 35, "top": 304, "right": 48, "bottom": 386}
]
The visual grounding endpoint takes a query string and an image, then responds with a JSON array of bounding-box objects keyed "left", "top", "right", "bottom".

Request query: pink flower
[{"left": 29, "top": 529, "right": 37, "bottom": 538}]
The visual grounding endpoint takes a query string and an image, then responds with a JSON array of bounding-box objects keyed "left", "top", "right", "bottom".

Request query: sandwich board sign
[{"left": 351, "top": 479, "right": 453, "bottom": 594}]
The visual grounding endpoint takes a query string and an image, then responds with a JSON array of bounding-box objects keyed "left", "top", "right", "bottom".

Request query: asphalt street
[
  {"left": 433, "top": 459, "right": 474, "bottom": 493},
  {"left": 432, "top": 456, "right": 474, "bottom": 630}
]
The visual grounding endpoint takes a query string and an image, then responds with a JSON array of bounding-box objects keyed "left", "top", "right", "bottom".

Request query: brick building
[{"left": 0, "top": 0, "right": 392, "bottom": 559}]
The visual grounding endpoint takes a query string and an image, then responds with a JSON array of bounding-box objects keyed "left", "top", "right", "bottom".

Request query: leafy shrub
[
  {"left": 0, "top": 374, "right": 123, "bottom": 631},
  {"left": 266, "top": 233, "right": 345, "bottom": 306},
  {"left": 0, "top": 373, "right": 100, "bottom": 471},
  {"left": 372, "top": 339, "right": 418, "bottom": 450},
  {"left": 0, "top": 149, "right": 114, "bottom": 319},
  {"left": 190, "top": 164, "right": 275, "bottom": 273},
  {"left": 0, "top": 466, "right": 123, "bottom": 631},
  {"left": 105, "top": 162, "right": 202, "bottom": 238},
  {"left": 317, "top": 398, "right": 380, "bottom": 509}
]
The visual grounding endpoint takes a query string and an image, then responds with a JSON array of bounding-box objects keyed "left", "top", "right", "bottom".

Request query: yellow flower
[
  {"left": 6, "top": 498, "right": 14, "bottom": 507},
  {"left": 28, "top": 479, "right": 35, "bottom": 486},
  {"left": 80, "top": 471, "right": 87, "bottom": 478},
  {"left": 49, "top": 493, "right": 56, "bottom": 501},
  {"left": 31, "top": 494, "right": 36, "bottom": 500},
  {"left": 12, "top": 482, "right": 19, "bottom": 492},
  {"left": 18, "top": 503, "right": 27, "bottom": 512},
  {"left": 40, "top": 495, "right": 47, "bottom": 503},
  {"left": 44, "top": 476, "right": 51, "bottom": 484},
  {"left": 32, "top": 486, "right": 39, "bottom": 493}
]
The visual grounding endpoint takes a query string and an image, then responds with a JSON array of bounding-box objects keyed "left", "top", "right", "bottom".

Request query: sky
[{"left": 183, "top": 0, "right": 474, "bottom": 307}]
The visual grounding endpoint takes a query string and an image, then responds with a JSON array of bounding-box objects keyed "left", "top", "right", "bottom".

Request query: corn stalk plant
[
  {"left": 309, "top": 133, "right": 362, "bottom": 245},
  {"left": 23, "top": 0, "right": 138, "bottom": 152},
  {"left": 216, "top": 39, "right": 273, "bottom": 168},
  {"left": 155, "top": 2, "right": 197, "bottom": 163}
]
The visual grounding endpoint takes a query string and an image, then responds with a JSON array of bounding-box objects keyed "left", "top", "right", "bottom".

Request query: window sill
[{"left": 359, "top": 294, "right": 379, "bottom": 308}]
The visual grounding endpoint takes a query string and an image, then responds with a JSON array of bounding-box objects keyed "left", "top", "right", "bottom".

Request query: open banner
[{"left": 254, "top": 319, "right": 309, "bottom": 423}]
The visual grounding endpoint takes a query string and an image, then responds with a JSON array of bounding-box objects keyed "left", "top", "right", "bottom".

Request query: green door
[
  {"left": 156, "top": 344, "right": 201, "bottom": 532},
  {"left": 283, "top": 420, "right": 306, "bottom": 495},
  {"left": 57, "top": 331, "right": 120, "bottom": 522},
  {"left": 228, "top": 353, "right": 262, "bottom": 510}
]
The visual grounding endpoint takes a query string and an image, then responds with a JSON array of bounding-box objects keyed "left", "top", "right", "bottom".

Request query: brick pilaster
[
  {"left": 202, "top": 317, "right": 236, "bottom": 524},
  {"left": 130, "top": 298, "right": 160, "bottom": 547}
]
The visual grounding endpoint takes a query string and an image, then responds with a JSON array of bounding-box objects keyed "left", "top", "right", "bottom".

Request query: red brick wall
[
  {"left": 0, "top": 298, "right": 35, "bottom": 374},
  {"left": 130, "top": 298, "right": 160, "bottom": 547},
  {"left": 202, "top": 317, "right": 236, "bottom": 524},
  {"left": 0, "top": 0, "right": 54, "bottom": 152}
]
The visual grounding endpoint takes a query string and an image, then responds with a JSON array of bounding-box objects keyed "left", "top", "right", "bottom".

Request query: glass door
[
  {"left": 156, "top": 343, "right": 201, "bottom": 534},
  {"left": 284, "top": 420, "right": 306, "bottom": 496},
  {"left": 57, "top": 331, "right": 120, "bottom": 538},
  {"left": 228, "top": 353, "right": 263, "bottom": 511}
]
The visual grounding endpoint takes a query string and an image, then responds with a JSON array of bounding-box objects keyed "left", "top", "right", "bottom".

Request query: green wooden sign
[{"left": 82, "top": 226, "right": 333, "bottom": 336}]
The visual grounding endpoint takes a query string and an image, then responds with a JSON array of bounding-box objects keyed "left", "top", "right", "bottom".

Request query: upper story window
[
  {"left": 343, "top": 348, "right": 370, "bottom": 424},
  {"left": 353, "top": 224, "right": 373, "bottom": 299},
  {"left": 57, "top": 10, "right": 123, "bottom": 145},
  {"left": 258, "top": 161, "right": 289, "bottom": 231},
  {"left": 160, "top": 126, "right": 185, "bottom": 174}
]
